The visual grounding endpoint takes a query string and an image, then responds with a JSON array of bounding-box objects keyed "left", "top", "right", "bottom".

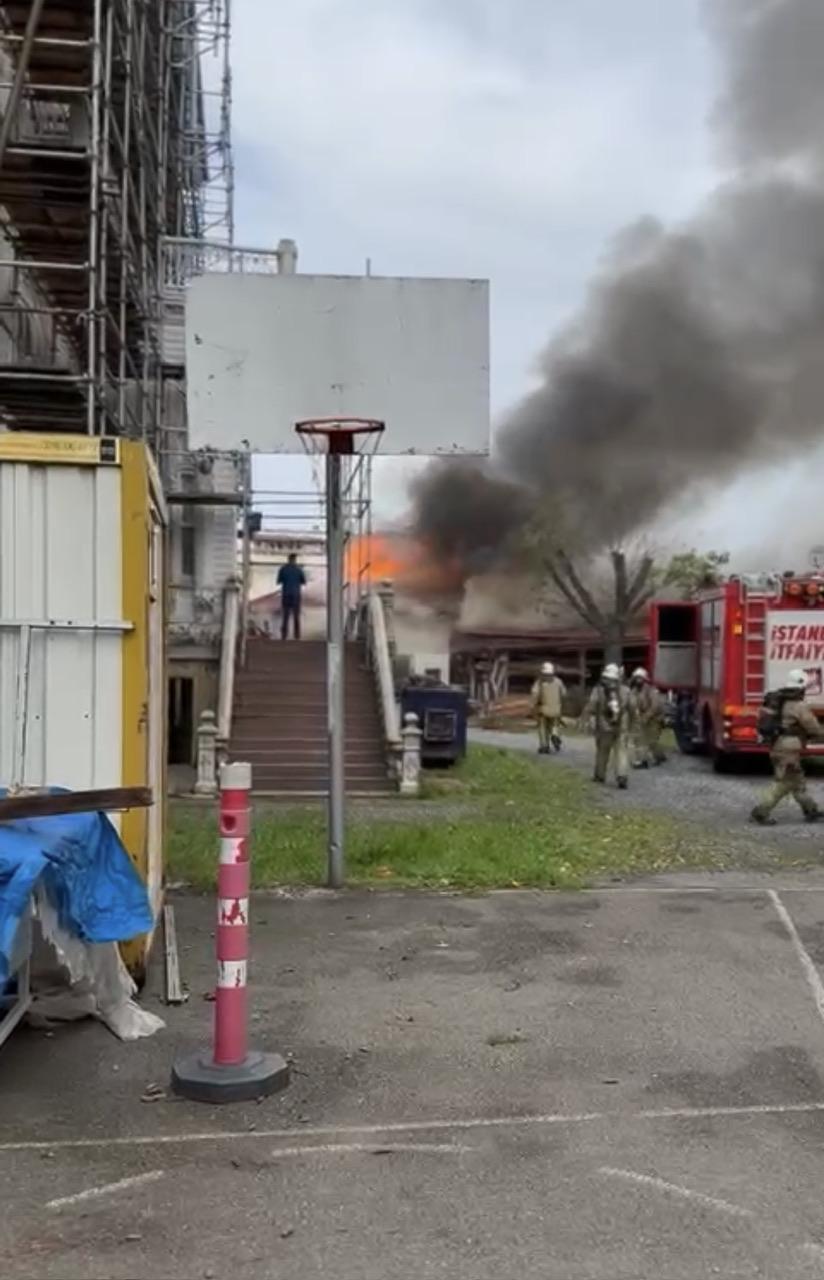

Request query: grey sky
[{"left": 229, "top": 0, "right": 810, "bottom": 563}]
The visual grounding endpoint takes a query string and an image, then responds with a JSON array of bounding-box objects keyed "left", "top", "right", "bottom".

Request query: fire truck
[{"left": 648, "top": 573, "right": 824, "bottom": 771}]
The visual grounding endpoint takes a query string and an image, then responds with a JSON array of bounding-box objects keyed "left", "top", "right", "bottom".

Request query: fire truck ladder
[{"left": 744, "top": 593, "right": 768, "bottom": 703}]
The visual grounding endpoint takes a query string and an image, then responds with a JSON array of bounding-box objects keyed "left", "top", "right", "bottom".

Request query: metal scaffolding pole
[
  {"left": 86, "top": 0, "right": 103, "bottom": 434},
  {"left": 0, "top": 0, "right": 46, "bottom": 170}
]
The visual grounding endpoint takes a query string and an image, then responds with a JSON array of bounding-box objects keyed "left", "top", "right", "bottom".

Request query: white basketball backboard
[{"left": 185, "top": 273, "right": 490, "bottom": 456}]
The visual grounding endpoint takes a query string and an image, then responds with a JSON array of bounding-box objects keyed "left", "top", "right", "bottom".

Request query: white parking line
[
  {"left": 600, "top": 1165, "right": 824, "bottom": 1273},
  {"left": 4, "top": 1100, "right": 824, "bottom": 1156},
  {"left": 768, "top": 890, "right": 824, "bottom": 1028},
  {"left": 46, "top": 1169, "right": 164, "bottom": 1210},
  {"left": 598, "top": 1166, "right": 752, "bottom": 1219},
  {"left": 484, "top": 885, "right": 824, "bottom": 896},
  {"left": 268, "top": 1142, "right": 468, "bottom": 1159}
]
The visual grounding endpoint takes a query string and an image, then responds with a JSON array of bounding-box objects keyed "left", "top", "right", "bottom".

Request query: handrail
[
  {"left": 161, "top": 237, "right": 284, "bottom": 287},
  {"left": 217, "top": 580, "right": 240, "bottom": 744},
  {"left": 367, "top": 589, "right": 401, "bottom": 756}
]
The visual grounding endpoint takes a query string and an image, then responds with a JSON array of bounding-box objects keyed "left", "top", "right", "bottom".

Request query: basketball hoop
[{"left": 295, "top": 417, "right": 385, "bottom": 457}]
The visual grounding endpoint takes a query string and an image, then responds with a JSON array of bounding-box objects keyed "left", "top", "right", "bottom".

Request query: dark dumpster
[{"left": 400, "top": 684, "right": 468, "bottom": 766}]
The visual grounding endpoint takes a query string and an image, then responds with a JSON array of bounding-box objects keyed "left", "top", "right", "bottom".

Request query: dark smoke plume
[{"left": 410, "top": 0, "right": 824, "bottom": 586}]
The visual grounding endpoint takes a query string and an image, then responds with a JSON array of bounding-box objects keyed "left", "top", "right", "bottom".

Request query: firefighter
[
  {"left": 531, "top": 661, "right": 566, "bottom": 754},
  {"left": 751, "top": 669, "right": 824, "bottom": 825},
  {"left": 582, "top": 663, "right": 632, "bottom": 789},
  {"left": 629, "top": 667, "right": 667, "bottom": 769}
]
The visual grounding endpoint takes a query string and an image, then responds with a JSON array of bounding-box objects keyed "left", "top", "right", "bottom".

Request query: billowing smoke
[{"left": 410, "top": 0, "right": 824, "bottom": 586}]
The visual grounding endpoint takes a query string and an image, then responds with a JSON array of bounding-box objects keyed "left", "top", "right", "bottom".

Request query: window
[
  {"left": 700, "top": 599, "right": 724, "bottom": 691},
  {"left": 657, "top": 605, "right": 696, "bottom": 644}
]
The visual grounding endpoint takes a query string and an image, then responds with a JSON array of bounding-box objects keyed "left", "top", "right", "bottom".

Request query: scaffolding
[{"left": 0, "top": 0, "right": 233, "bottom": 443}]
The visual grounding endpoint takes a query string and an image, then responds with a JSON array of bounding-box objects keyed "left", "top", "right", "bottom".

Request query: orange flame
[{"left": 346, "top": 534, "right": 463, "bottom": 599}]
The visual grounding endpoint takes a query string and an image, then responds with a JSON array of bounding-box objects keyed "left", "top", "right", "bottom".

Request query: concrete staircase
[{"left": 229, "top": 638, "right": 394, "bottom": 794}]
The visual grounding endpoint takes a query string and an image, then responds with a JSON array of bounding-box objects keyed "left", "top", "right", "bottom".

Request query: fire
[{"left": 346, "top": 534, "right": 463, "bottom": 599}]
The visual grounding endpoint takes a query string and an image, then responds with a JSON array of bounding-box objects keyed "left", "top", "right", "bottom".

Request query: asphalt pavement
[{"left": 5, "top": 882, "right": 824, "bottom": 1277}]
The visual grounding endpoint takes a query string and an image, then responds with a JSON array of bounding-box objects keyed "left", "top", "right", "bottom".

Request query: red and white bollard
[
  {"left": 215, "top": 763, "right": 251, "bottom": 1065},
  {"left": 172, "top": 762, "right": 290, "bottom": 1104}
]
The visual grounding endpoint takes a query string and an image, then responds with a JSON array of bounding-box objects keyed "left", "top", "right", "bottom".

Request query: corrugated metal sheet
[{"left": 0, "top": 461, "right": 123, "bottom": 789}]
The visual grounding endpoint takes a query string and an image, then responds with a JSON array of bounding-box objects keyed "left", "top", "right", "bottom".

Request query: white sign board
[
  {"left": 767, "top": 611, "right": 824, "bottom": 707},
  {"left": 185, "top": 274, "right": 490, "bottom": 456}
]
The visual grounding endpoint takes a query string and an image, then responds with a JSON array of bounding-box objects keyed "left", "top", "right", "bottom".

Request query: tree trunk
[{"left": 602, "top": 623, "right": 624, "bottom": 667}]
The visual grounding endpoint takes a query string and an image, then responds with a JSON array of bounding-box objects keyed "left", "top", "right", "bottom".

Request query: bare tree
[
  {"left": 516, "top": 512, "right": 729, "bottom": 665},
  {"left": 542, "top": 546, "right": 658, "bottom": 664}
]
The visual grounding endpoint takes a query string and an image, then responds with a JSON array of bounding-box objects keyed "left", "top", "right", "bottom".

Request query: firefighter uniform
[
  {"left": 584, "top": 667, "right": 632, "bottom": 788},
  {"left": 751, "top": 688, "right": 824, "bottom": 825},
  {"left": 531, "top": 664, "right": 566, "bottom": 754},
  {"left": 629, "top": 671, "right": 667, "bottom": 768}
]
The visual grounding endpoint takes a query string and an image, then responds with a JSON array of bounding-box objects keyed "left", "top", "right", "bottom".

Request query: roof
[{"left": 451, "top": 625, "right": 647, "bottom": 654}]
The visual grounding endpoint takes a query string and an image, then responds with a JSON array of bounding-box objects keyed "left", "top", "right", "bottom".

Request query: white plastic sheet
[{"left": 26, "top": 891, "right": 164, "bottom": 1041}]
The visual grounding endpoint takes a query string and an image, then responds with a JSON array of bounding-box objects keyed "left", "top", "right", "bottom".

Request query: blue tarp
[{"left": 0, "top": 801, "right": 153, "bottom": 988}]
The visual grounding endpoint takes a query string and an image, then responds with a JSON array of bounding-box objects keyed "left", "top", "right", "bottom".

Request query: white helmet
[
  {"left": 632, "top": 667, "right": 650, "bottom": 682},
  {"left": 602, "top": 663, "right": 621, "bottom": 682},
  {"left": 541, "top": 662, "right": 555, "bottom": 676},
  {"left": 785, "top": 668, "right": 807, "bottom": 690}
]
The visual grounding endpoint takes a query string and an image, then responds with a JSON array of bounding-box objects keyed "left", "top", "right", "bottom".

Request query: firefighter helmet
[
  {"left": 632, "top": 667, "right": 650, "bottom": 683},
  {"left": 785, "top": 669, "right": 808, "bottom": 691},
  {"left": 602, "top": 663, "right": 621, "bottom": 683},
  {"left": 541, "top": 662, "right": 555, "bottom": 676}
]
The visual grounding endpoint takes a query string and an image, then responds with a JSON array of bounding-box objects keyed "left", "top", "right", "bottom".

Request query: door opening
[{"left": 168, "top": 676, "right": 194, "bottom": 765}]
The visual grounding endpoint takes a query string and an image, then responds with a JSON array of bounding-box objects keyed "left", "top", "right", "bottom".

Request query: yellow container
[{"left": 0, "top": 434, "right": 167, "bottom": 978}]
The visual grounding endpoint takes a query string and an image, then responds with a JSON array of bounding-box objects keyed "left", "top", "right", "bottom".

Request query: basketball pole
[
  {"left": 325, "top": 446, "right": 346, "bottom": 888},
  {"left": 298, "top": 419, "right": 384, "bottom": 890}
]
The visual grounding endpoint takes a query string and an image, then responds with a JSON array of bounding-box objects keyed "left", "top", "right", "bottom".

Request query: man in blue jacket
[{"left": 277, "top": 553, "right": 306, "bottom": 640}]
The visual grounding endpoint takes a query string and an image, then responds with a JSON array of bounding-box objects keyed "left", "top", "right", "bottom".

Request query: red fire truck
[{"left": 649, "top": 573, "right": 824, "bottom": 771}]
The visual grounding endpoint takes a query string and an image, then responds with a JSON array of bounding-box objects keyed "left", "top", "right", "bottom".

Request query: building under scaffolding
[
  {"left": 0, "top": 0, "right": 241, "bottom": 781},
  {"left": 0, "top": 0, "right": 233, "bottom": 445},
  {"left": 0, "top": 9, "right": 378, "bottom": 780}
]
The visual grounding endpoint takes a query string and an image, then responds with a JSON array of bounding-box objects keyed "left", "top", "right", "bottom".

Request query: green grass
[{"left": 168, "top": 744, "right": 727, "bottom": 891}]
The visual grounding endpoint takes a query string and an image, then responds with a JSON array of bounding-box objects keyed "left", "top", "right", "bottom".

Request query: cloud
[
  {"left": 232, "top": 1, "right": 723, "bottom": 527},
  {"left": 232, "top": 0, "right": 713, "bottom": 410}
]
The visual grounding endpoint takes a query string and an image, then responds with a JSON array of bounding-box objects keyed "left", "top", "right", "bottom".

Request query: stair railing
[
  {"left": 366, "top": 588, "right": 402, "bottom": 780},
  {"left": 217, "top": 578, "right": 241, "bottom": 763}
]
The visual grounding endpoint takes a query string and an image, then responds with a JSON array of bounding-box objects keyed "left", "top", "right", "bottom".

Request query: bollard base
[{"left": 171, "top": 1048, "right": 290, "bottom": 1104}]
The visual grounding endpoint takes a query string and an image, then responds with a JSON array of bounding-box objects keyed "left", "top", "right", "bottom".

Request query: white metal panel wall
[{"left": 0, "top": 462, "right": 122, "bottom": 789}]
